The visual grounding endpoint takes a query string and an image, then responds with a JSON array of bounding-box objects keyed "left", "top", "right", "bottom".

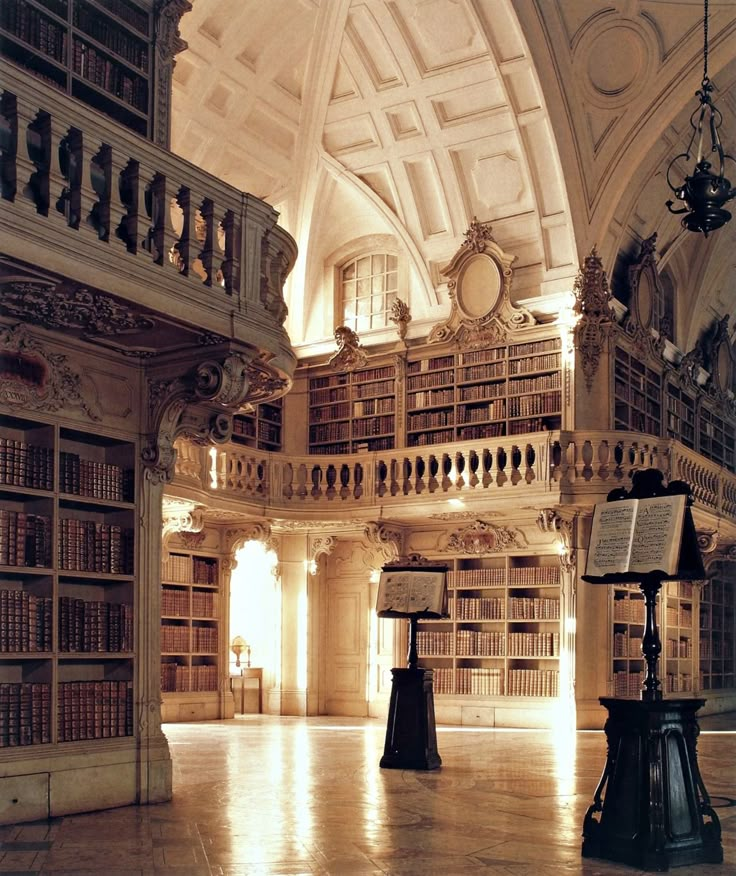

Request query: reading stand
[
  {"left": 377, "top": 556, "right": 447, "bottom": 771},
  {"left": 581, "top": 469, "right": 722, "bottom": 870}
]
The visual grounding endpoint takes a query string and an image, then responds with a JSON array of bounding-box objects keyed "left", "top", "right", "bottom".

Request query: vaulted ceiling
[{"left": 171, "top": 0, "right": 736, "bottom": 354}]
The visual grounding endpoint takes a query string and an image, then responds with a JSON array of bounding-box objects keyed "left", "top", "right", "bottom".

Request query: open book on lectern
[
  {"left": 584, "top": 493, "right": 692, "bottom": 581},
  {"left": 376, "top": 568, "right": 448, "bottom": 618}
]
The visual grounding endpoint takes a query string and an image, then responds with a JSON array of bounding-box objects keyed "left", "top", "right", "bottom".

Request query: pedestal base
[
  {"left": 582, "top": 697, "right": 722, "bottom": 871},
  {"left": 380, "top": 668, "right": 441, "bottom": 771}
]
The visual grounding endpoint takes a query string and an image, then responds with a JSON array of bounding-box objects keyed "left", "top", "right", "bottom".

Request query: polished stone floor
[{"left": 0, "top": 712, "right": 734, "bottom": 875}]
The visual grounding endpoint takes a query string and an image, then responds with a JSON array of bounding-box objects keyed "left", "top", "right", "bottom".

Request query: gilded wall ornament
[
  {"left": 573, "top": 248, "right": 616, "bottom": 392},
  {"left": 443, "top": 520, "right": 521, "bottom": 554},
  {"left": 328, "top": 325, "right": 368, "bottom": 372},
  {"left": 0, "top": 323, "right": 101, "bottom": 420},
  {"left": 390, "top": 298, "right": 412, "bottom": 340}
]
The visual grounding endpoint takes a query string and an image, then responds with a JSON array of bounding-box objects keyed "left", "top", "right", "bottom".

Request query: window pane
[
  {"left": 372, "top": 274, "right": 384, "bottom": 294},
  {"left": 372, "top": 254, "right": 385, "bottom": 273},
  {"left": 357, "top": 278, "right": 370, "bottom": 296},
  {"left": 343, "top": 279, "right": 355, "bottom": 299},
  {"left": 356, "top": 314, "right": 370, "bottom": 332},
  {"left": 357, "top": 256, "right": 371, "bottom": 277},
  {"left": 386, "top": 292, "right": 397, "bottom": 309},
  {"left": 386, "top": 271, "right": 398, "bottom": 291},
  {"left": 372, "top": 294, "right": 385, "bottom": 314},
  {"left": 386, "top": 254, "right": 398, "bottom": 271},
  {"left": 343, "top": 261, "right": 356, "bottom": 281},
  {"left": 357, "top": 297, "right": 371, "bottom": 316}
]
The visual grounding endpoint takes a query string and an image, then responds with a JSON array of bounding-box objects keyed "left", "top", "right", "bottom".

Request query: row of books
[
  {"left": 507, "top": 632, "right": 559, "bottom": 657},
  {"left": 455, "top": 629, "right": 505, "bottom": 656},
  {"left": 0, "top": 590, "right": 53, "bottom": 652},
  {"left": 72, "top": 38, "right": 148, "bottom": 112},
  {"left": 192, "top": 590, "right": 217, "bottom": 617},
  {"left": 59, "top": 452, "right": 133, "bottom": 502},
  {"left": 416, "top": 630, "right": 453, "bottom": 654},
  {"left": 458, "top": 383, "right": 505, "bottom": 402},
  {"left": 507, "top": 668, "right": 559, "bottom": 697},
  {"left": 613, "top": 632, "right": 643, "bottom": 658},
  {"left": 58, "top": 596, "right": 133, "bottom": 652},
  {"left": 460, "top": 347, "right": 505, "bottom": 365},
  {"left": 58, "top": 520, "right": 134, "bottom": 574},
  {"left": 448, "top": 569, "right": 505, "bottom": 588},
  {"left": 457, "top": 423, "right": 507, "bottom": 440},
  {"left": 73, "top": 1, "right": 148, "bottom": 70},
  {"left": 353, "top": 379, "right": 394, "bottom": 399},
  {"left": 310, "top": 423, "right": 349, "bottom": 443},
  {"left": 162, "top": 587, "right": 218, "bottom": 618},
  {"left": 407, "top": 356, "right": 454, "bottom": 373},
  {"left": 353, "top": 397, "right": 394, "bottom": 417},
  {"left": 508, "top": 373, "right": 562, "bottom": 395},
  {"left": 231, "top": 417, "right": 256, "bottom": 439},
  {"left": 453, "top": 596, "right": 505, "bottom": 620},
  {"left": 258, "top": 423, "right": 280, "bottom": 445},
  {"left": 192, "top": 627, "right": 217, "bottom": 653},
  {"left": 613, "top": 595, "right": 646, "bottom": 623},
  {"left": 96, "top": 0, "right": 148, "bottom": 35},
  {"left": 309, "top": 387, "right": 349, "bottom": 405},
  {"left": 508, "top": 597, "right": 560, "bottom": 620},
  {"left": 0, "top": 439, "right": 53, "bottom": 490},
  {"left": 407, "top": 429, "right": 453, "bottom": 446},
  {"left": 408, "top": 410, "right": 454, "bottom": 429},
  {"left": 509, "top": 338, "right": 561, "bottom": 357},
  {"left": 508, "top": 391, "right": 561, "bottom": 418},
  {"left": 161, "top": 554, "right": 218, "bottom": 586},
  {"left": 57, "top": 680, "right": 133, "bottom": 741},
  {"left": 666, "top": 605, "right": 693, "bottom": 628},
  {"left": 0, "top": 511, "right": 52, "bottom": 567},
  {"left": 161, "top": 624, "right": 189, "bottom": 653},
  {"left": 665, "top": 673, "right": 694, "bottom": 693},
  {"left": 509, "top": 417, "right": 558, "bottom": 434},
  {"left": 460, "top": 362, "right": 506, "bottom": 382},
  {"left": 612, "top": 670, "right": 644, "bottom": 697},
  {"left": 408, "top": 389, "right": 455, "bottom": 407},
  {"left": 161, "top": 663, "right": 218, "bottom": 693},
  {"left": 508, "top": 567, "right": 559, "bottom": 586},
  {"left": 666, "top": 637, "right": 693, "bottom": 659},
  {"left": 353, "top": 366, "right": 395, "bottom": 383},
  {"left": 310, "top": 403, "right": 350, "bottom": 422},
  {"left": 1, "top": 0, "right": 67, "bottom": 61},
  {"left": 407, "top": 370, "right": 454, "bottom": 391},
  {"left": 0, "top": 683, "right": 51, "bottom": 747},
  {"left": 352, "top": 415, "right": 394, "bottom": 438},
  {"left": 508, "top": 353, "right": 561, "bottom": 375},
  {"left": 457, "top": 400, "right": 507, "bottom": 422}
]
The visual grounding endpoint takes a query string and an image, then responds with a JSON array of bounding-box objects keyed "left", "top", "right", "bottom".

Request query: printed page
[
  {"left": 405, "top": 572, "right": 445, "bottom": 614},
  {"left": 376, "top": 572, "right": 410, "bottom": 614},
  {"left": 585, "top": 499, "right": 637, "bottom": 577},
  {"left": 629, "top": 494, "right": 686, "bottom": 574}
]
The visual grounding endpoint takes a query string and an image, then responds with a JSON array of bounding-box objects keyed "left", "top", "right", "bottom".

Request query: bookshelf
[
  {"left": 664, "top": 580, "right": 695, "bottom": 694},
  {"left": 665, "top": 382, "right": 696, "bottom": 449},
  {"left": 0, "top": 413, "right": 136, "bottom": 748},
  {"left": 698, "top": 405, "right": 735, "bottom": 473},
  {"left": 0, "top": 0, "right": 154, "bottom": 137},
  {"left": 610, "top": 584, "right": 646, "bottom": 697},
  {"left": 416, "top": 554, "right": 560, "bottom": 699},
  {"left": 613, "top": 345, "right": 662, "bottom": 435},
  {"left": 160, "top": 548, "right": 221, "bottom": 721},
  {"left": 699, "top": 562, "right": 735, "bottom": 692},
  {"left": 308, "top": 364, "right": 396, "bottom": 454},
  {"left": 232, "top": 399, "right": 283, "bottom": 451}
]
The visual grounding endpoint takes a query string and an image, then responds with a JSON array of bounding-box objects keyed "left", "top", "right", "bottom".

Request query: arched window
[{"left": 340, "top": 252, "right": 398, "bottom": 332}]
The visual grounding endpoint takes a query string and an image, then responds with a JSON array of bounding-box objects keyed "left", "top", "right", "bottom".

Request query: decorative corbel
[
  {"left": 363, "top": 522, "right": 404, "bottom": 566},
  {"left": 536, "top": 509, "right": 577, "bottom": 574},
  {"left": 390, "top": 298, "right": 412, "bottom": 341},
  {"left": 573, "top": 248, "right": 616, "bottom": 392},
  {"left": 328, "top": 325, "right": 368, "bottom": 372},
  {"left": 307, "top": 535, "right": 337, "bottom": 576}
]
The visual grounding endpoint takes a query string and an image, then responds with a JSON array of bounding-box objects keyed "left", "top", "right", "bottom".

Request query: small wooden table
[{"left": 230, "top": 668, "right": 262, "bottom": 714}]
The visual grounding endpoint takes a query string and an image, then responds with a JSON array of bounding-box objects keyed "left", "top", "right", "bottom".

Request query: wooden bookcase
[
  {"left": 665, "top": 382, "right": 696, "bottom": 449},
  {"left": 416, "top": 554, "right": 560, "bottom": 700},
  {"left": 308, "top": 364, "right": 396, "bottom": 454},
  {"left": 613, "top": 345, "right": 662, "bottom": 435},
  {"left": 699, "top": 562, "right": 735, "bottom": 692},
  {"left": 664, "top": 581, "right": 695, "bottom": 694},
  {"left": 611, "top": 584, "right": 646, "bottom": 697},
  {"left": 698, "top": 405, "right": 735, "bottom": 472},
  {"left": 232, "top": 399, "right": 283, "bottom": 452},
  {"left": 0, "top": 0, "right": 154, "bottom": 137},
  {"left": 160, "top": 547, "right": 221, "bottom": 722},
  {"left": 0, "top": 413, "right": 136, "bottom": 747}
]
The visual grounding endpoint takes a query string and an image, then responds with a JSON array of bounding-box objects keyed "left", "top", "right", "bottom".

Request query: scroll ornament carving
[
  {"left": 463, "top": 216, "right": 495, "bottom": 253},
  {"left": 0, "top": 323, "right": 101, "bottom": 420},
  {"left": 623, "top": 233, "right": 665, "bottom": 360},
  {"left": 225, "top": 523, "right": 277, "bottom": 557},
  {"left": 0, "top": 282, "right": 156, "bottom": 336},
  {"left": 390, "top": 298, "right": 412, "bottom": 340},
  {"left": 154, "top": 0, "right": 191, "bottom": 62},
  {"left": 307, "top": 535, "right": 337, "bottom": 575},
  {"left": 443, "top": 520, "right": 521, "bottom": 555},
  {"left": 363, "top": 523, "right": 404, "bottom": 564},
  {"left": 180, "top": 530, "right": 206, "bottom": 550},
  {"left": 328, "top": 326, "right": 368, "bottom": 372},
  {"left": 161, "top": 505, "right": 205, "bottom": 540},
  {"left": 536, "top": 509, "right": 577, "bottom": 573},
  {"left": 573, "top": 248, "right": 616, "bottom": 392}
]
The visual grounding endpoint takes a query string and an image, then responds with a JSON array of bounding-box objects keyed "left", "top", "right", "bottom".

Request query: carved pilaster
[
  {"left": 153, "top": 0, "right": 192, "bottom": 149},
  {"left": 573, "top": 248, "right": 616, "bottom": 392}
]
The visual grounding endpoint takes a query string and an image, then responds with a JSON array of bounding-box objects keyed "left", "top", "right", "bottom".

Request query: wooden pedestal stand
[
  {"left": 581, "top": 470, "right": 723, "bottom": 870},
  {"left": 377, "top": 557, "right": 447, "bottom": 771}
]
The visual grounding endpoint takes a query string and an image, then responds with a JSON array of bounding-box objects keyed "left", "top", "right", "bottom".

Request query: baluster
[
  {"left": 171, "top": 185, "right": 191, "bottom": 274},
  {"left": 310, "top": 464, "right": 323, "bottom": 499},
  {"left": 402, "top": 457, "right": 412, "bottom": 496},
  {"left": 257, "top": 459, "right": 266, "bottom": 495},
  {"left": 339, "top": 463, "right": 351, "bottom": 500},
  {"left": 510, "top": 446, "right": 522, "bottom": 485},
  {"left": 107, "top": 148, "right": 131, "bottom": 252},
  {"left": 581, "top": 440, "right": 594, "bottom": 481},
  {"left": 496, "top": 446, "right": 507, "bottom": 487},
  {"left": 88, "top": 143, "right": 112, "bottom": 240},
  {"left": 481, "top": 448, "right": 493, "bottom": 488},
  {"left": 281, "top": 461, "right": 293, "bottom": 500},
  {"left": 455, "top": 452, "right": 465, "bottom": 491},
  {"left": 428, "top": 454, "right": 439, "bottom": 493},
  {"left": 524, "top": 443, "right": 536, "bottom": 484},
  {"left": 53, "top": 125, "right": 80, "bottom": 228},
  {"left": 415, "top": 455, "right": 426, "bottom": 494},
  {"left": 326, "top": 464, "right": 337, "bottom": 500},
  {"left": 116, "top": 159, "right": 145, "bottom": 253},
  {"left": 376, "top": 460, "right": 387, "bottom": 498},
  {"left": 198, "top": 197, "right": 215, "bottom": 285},
  {"left": 0, "top": 91, "right": 18, "bottom": 201},
  {"left": 390, "top": 459, "right": 400, "bottom": 496},
  {"left": 296, "top": 464, "right": 307, "bottom": 500},
  {"left": 550, "top": 441, "right": 562, "bottom": 482},
  {"left": 597, "top": 439, "right": 611, "bottom": 481},
  {"left": 353, "top": 462, "right": 364, "bottom": 500},
  {"left": 141, "top": 171, "right": 165, "bottom": 263},
  {"left": 468, "top": 450, "right": 479, "bottom": 489},
  {"left": 219, "top": 210, "right": 237, "bottom": 293},
  {"left": 23, "top": 110, "right": 50, "bottom": 215}
]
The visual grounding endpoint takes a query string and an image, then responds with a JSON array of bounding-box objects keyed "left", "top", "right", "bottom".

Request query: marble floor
[{"left": 0, "top": 712, "right": 734, "bottom": 875}]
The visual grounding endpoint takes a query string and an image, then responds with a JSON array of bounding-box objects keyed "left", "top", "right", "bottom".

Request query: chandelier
[{"left": 665, "top": 0, "right": 735, "bottom": 236}]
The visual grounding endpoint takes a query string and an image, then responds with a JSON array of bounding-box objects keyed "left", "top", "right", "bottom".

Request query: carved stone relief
[
  {"left": 573, "top": 247, "right": 616, "bottom": 392},
  {"left": 328, "top": 326, "right": 368, "bottom": 372},
  {"left": 307, "top": 535, "right": 337, "bottom": 575},
  {"left": 442, "top": 520, "right": 522, "bottom": 554},
  {"left": 363, "top": 522, "right": 405, "bottom": 565},
  {"left": 428, "top": 218, "right": 534, "bottom": 347}
]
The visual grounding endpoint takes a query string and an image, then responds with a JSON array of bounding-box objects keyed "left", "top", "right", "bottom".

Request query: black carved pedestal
[
  {"left": 380, "top": 667, "right": 441, "bottom": 770},
  {"left": 582, "top": 697, "right": 722, "bottom": 870}
]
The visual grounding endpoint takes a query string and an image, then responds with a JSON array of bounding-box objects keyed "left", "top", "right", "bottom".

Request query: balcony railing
[
  {"left": 172, "top": 430, "right": 736, "bottom": 523},
  {"left": 0, "top": 65, "right": 296, "bottom": 373}
]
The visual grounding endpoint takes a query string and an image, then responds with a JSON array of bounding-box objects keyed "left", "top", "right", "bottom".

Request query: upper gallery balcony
[{"left": 0, "top": 64, "right": 297, "bottom": 391}]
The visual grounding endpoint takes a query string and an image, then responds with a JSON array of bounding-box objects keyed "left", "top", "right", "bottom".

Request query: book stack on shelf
[
  {"left": 1, "top": 413, "right": 137, "bottom": 748},
  {"left": 160, "top": 549, "right": 221, "bottom": 705},
  {"left": 232, "top": 400, "right": 283, "bottom": 451},
  {"left": 415, "top": 555, "right": 561, "bottom": 700},
  {"left": 0, "top": 0, "right": 155, "bottom": 136}
]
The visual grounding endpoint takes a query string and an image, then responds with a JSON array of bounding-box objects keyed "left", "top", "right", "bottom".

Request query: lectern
[
  {"left": 376, "top": 555, "right": 448, "bottom": 771},
  {"left": 581, "top": 469, "right": 722, "bottom": 870}
]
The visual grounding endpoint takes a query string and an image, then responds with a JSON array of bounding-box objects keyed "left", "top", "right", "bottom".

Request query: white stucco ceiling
[{"left": 171, "top": 0, "right": 736, "bottom": 353}]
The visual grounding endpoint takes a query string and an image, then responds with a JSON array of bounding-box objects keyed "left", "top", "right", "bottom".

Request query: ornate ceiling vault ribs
[
  {"left": 428, "top": 219, "right": 534, "bottom": 348},
  {"left": 0, "top": 323, "right": 101, "bottom": 421},
  {"left": 573, "top": 247, "right": 616, "bottom": 392}
]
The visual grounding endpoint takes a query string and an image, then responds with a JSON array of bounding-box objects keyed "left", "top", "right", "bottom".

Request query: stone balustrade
[
  {"left": 0, "top": 67, "right": 296, "bottom": 373},
  {"left": 175, "top": 430, "right": 736, "bottom": 523}
]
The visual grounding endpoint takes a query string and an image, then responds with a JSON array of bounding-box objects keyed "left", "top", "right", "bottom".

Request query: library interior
[{"left": 0, "top": 0, "right": 735, "bottom": 873}]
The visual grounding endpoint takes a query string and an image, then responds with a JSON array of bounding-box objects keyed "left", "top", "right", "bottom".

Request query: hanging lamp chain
[{"left": 702, "top": 0, "right": 709, "bottom": 86}]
